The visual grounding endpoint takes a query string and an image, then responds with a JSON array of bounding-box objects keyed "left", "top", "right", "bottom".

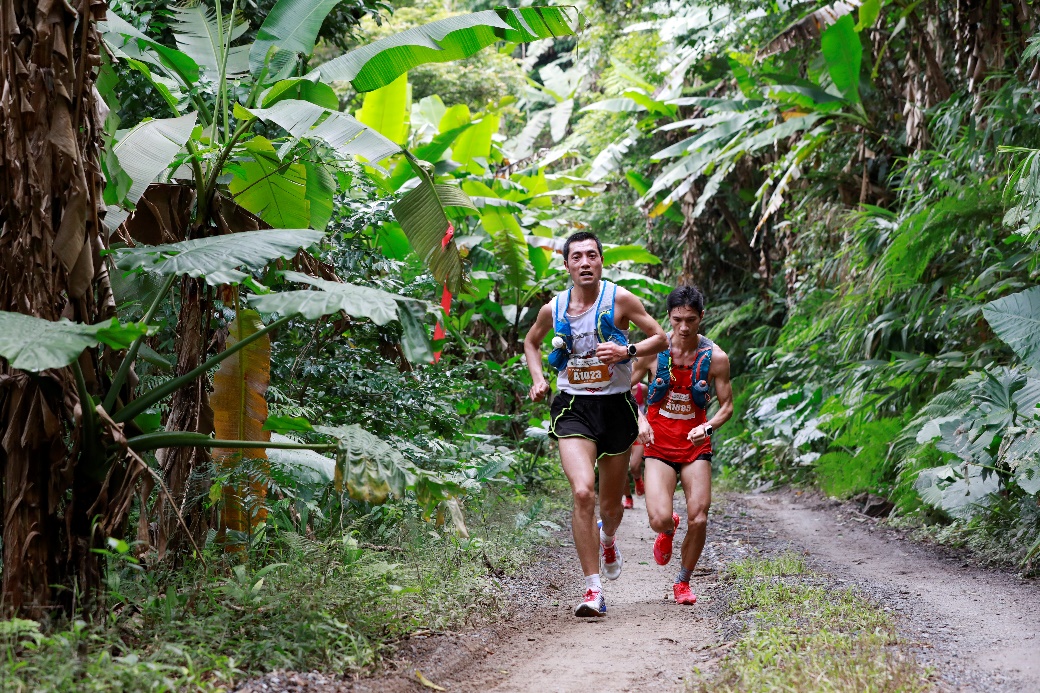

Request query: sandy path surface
[
  {"left": 743, "top": 492, "right": 1040, "bottom": 692},
  {"left": 437, "top": 493, "right": 714, "bottom": 693}
]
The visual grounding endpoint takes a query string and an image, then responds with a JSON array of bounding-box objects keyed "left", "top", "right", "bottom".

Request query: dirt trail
[
  {"left": 744, "top": 492, "right": 1040, "bottom": 692},
  {"left": 432, "top": 493, "right": 715, "bottom": 693}
]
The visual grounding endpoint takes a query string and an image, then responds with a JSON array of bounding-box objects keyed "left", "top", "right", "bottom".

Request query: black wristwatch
[
  {"left": 704, "top": 423, "right": 713, "bottom": 437},
  {"left": 627, "top": 344, "right": 638, "bottom": 357}
]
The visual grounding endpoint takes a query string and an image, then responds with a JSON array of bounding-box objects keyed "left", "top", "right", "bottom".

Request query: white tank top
[{"left": 554, "top": 286, "right": 632, "bottom": 396}]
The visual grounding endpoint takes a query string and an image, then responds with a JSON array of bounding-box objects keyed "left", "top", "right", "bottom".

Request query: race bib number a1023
[{"left": 567, "top": 356, "right": 611, "bottom": 389}]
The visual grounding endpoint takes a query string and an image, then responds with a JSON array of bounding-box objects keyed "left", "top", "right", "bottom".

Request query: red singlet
[{"left": 643, "top": 361, "right": 711, "bottom": 464}]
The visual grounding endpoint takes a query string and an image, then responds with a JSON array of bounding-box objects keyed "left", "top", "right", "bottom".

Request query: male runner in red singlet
[
  {"left": 624, "top": 382, "right": 648, "bottom": 509},
  {"left": 524, "top": 231, "right": 667, "bottom": 617},
  {"left": 631, "top": 286, "right": 733, "bottom": 606}
]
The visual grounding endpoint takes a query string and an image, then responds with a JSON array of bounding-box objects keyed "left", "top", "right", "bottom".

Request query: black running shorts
[{"left": 549, "top": 391, "right": 640, "bottom": 458}]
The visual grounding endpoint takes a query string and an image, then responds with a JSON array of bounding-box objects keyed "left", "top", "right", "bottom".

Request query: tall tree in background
[{"left": 0, "top": 0, "right": 113, "bottom": 616}]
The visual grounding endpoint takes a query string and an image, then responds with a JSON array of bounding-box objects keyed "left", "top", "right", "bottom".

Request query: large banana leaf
[
  {"left": 983, "top": 287, "right": 1040, "bottom": 370},
  {"left": 249, "top": 0, "right": 344, "bottom": 76},
  {"left": 212, "top": 310, "right": 271, "bottom": 541},
  {"left": 113, "top": 114, "right": 198, "bottom": 205},
  {"left": 0, "top": 312, "right": 149, "bottom": 373},
  {"left": 100, "top": 13, "right": 201, "bottom": 87},
  {"left": 315, "top": 424, "right": 458, "bottom": 514},
  {"left": 248, "top": 271, "right": 402, "bottom": 324},
  {"left": 110, "top": 228, "right": 326, "bottom": 285},
  {"left": 170, "top": 3, "right": 250, "bottom": 78},
  {"left": 356, "top": 74, "right": 411, "bottom": 145},
  {"left": 312, "top": 7, "right": 588, "bottom": 93},
  {"left": 245, "top": 100, "right": 400, "bottom": 164},
  {"left": 392, "top": 177, "right": 465, "bottom": 294},
  {"left": 481, "top": 208, "right": 534, "bottom": 293},
  {"left": 228, "top": 137, "right": 311, "bottom": 229},
  {"left": 820, "top": 14, "right": 862, "bottom": 104}
]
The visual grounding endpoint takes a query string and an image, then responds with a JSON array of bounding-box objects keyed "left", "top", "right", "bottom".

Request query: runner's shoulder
[{"left": 708, "top": 342, "right": 730, "bottom": 376}]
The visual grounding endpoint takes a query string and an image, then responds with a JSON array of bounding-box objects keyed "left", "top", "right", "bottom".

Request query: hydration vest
[
  {"left": 547, "top": 281, "right": 630, "bottom": 372},
  {"left": 647, "top": 335, "right": 713, "bottom": 410}
]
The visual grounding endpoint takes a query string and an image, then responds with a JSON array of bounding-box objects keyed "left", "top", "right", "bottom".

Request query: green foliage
[{"left": 0, "top": 314, "right": 150, "bottom": 373}]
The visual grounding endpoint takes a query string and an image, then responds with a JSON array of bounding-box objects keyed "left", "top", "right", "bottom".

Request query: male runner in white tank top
[{"left": 524, "top": 232, "right": 667, "bottom": 617}]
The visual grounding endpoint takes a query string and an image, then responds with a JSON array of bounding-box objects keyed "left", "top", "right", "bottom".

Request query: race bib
[
  {"left": 661, "top": 390, "right": 696, "bottom": 419},
  {"left": 567, "top": 356, "right": 611, "bottom": 389}
]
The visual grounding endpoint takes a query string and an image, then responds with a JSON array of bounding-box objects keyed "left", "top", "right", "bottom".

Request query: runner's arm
[
  {"left": 596, "top": 288, "right": 667, "bottom": 365},
  {"left": 523, "top": 302, "right": 554, "bottom": 402},
  {"left": 688, "top": 348, "right": 733, "bottom": 446}
]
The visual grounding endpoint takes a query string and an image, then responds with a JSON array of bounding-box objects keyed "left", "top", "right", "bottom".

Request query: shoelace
[
  {"left": 602, "top": 542, "right": 617, "bottom": 563},
  {"left": 584, "top": 588, "right": 601, "bottom": 603}
]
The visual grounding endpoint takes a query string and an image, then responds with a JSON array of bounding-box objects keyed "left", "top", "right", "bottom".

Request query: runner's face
[
  {"left": 564, "top": 240, "right": 602, "bottom": 288},
  {"left": 668, "top": 305, "right": 703, "bottom": 339}
]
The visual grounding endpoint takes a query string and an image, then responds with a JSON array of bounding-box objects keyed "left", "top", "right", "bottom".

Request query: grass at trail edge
[
  {"left": 691, "top": 552, "right": 934, "bottom": 693},
  {"left": 0, "top": 491, "right": 567, "bottom": 692}
]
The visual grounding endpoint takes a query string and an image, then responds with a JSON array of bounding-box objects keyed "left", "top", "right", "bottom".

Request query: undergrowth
[
  {"left": 692, "top": 552, "right": 934, "bottom": 693},
  {"left": 0, "top": 488, "right": 567, "bottom": 692}
]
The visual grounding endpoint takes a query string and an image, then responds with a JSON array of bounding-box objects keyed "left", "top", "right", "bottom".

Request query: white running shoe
[
  {"left": 598, "top": 521, "right": 623, "bottom": 581},
  {"left": 574, "top": 588, "right": 606, "bottom": 617}
]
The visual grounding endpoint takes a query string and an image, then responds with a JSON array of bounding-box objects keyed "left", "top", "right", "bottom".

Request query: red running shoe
[
  {"left": 634, "top": 478, "right": 645, "bottom": 496},
  {"left": 673, "top": 581, "right": 697, "bottom": 605},
  {"left": 623, "top": 495, "right": 634, "bottom": 509},
  {"left": 652, "top": 512, "right": 681, "bottom": 566}
]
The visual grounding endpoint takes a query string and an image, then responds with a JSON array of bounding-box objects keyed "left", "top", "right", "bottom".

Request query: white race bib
[
  {"left": 567, "top": 356, "right": 612, "bottom": 389},
  {"left": 660, "top": 390, "right": 696, "bottom": 419}
]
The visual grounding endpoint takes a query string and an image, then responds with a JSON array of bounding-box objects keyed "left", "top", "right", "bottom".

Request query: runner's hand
[
  {"left": 688, "top": 425, "right": 708, "bottom": 446},
  {"left": 596, "top": 342, "right": 627, "bottom": 365},
  {"left": 638, "top": 416, "right": 655, "bottom": 445},
  {"left": 529, "top": 378, "right": 550, "bottom": 402}
]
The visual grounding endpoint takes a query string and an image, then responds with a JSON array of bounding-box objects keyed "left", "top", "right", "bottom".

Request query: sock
[
  {"left": 599, "top": 526, "right": 615, "bottom": 547},
  {"left": 585, "top": 574, "right": 602, "bottom": 592},
  {"left": 675, "top": 567, "right": 693, "bottom": 584}
]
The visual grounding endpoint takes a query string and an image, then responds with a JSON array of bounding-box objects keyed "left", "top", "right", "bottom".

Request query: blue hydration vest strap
[
  {"left": 547, "top": 281, "right": 630, "bottom": 372},
  {"left": 646, "top": 336, "right": 713, "bottom": 409}
]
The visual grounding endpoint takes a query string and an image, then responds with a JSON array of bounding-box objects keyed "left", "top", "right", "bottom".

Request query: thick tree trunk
[{"left": 0, "top": 0, "right": 108, "bottom": 617}]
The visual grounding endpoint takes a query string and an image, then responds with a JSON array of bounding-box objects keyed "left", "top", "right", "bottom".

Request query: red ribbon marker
[{"left": 432, "top": 223, "right": 455, "bottom": 362}]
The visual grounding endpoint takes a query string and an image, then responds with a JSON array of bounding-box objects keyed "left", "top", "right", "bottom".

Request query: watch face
[{"left": 628, "top": 344, "right": 637, "bottom": 356}]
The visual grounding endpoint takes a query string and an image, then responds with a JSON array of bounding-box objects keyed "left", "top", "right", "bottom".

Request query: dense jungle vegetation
[{"left": 2, "top": 0, "right": 1040, "bottom": 688}]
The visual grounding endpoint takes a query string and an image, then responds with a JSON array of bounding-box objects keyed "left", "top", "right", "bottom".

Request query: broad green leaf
[
  {"left": 249, "top": 271, "right": 402, "bottom": 324},
  {"left": 580, "top": 97, "right": 647, "bottom": 114},
  {"left": 482, "top": 208, "right": 533, "bottom": 292},
  {"left": 356, "top": 74, "right": 411, "bottom": 145},
  {"left": 229, "top": 137, "right": 311, "bottom": 228},
  {"left": 249, "top": 0, "right": 344, "bottom": 76},
  {"left": 855, "top": 0, "right": 882, "bottom": 31},
  {"left": 983, "top": 287, "right": 1040, "bottom": 370},
  {"left": 315, "top": 424, "right": 457, "bottom": 513},
  {"left": 602, "top": 245, "right": 661, "bottom": 266},
  {"left": 304, "top": 160, "right": 336, "bottom": 231},
  {"left": 312, "top": 7, "right": 588, "bottom": 92},
  {"left": 548, "top": 99, "right": 574, "bottom": 143},
  {"left": 113, "top": 114, "right": 197, "bottom": 205},
  {"left": 268, "top": 433, "right": 335, "bottom": 486},
  {"left": 260, "top": 78, "right": 340, "bottom": 110},
  {"left": 392, "top": 178, "right": 465, "bottom": 294},
  {"left": 263, "top": 415, "right": 315, "bottom": 432},
  {"left": 0, "top": 312, "right": 149, "bottom": 372},
  {"left": 439, "top": 104, "right": 471, "bottom": 132},
  {"left": 820, "top": 14, "right": 861, "bottom": 103},
  {"left": 509, "top": 109, "right": 551, "bottom": 159},
  {"left": 396, "top": 299, "right": 435, "bottom": 364},
  {"left": 246, "top": 100, "right": 400, "bottom": 164},
  {"left": 101, "top": 13, "right": 201, "bottom": 86},
  {"left": 111, "top": 228, "right": 326, "bottom": 285},
  {"left": 170, "top": 3, "right": 250, "bottom": 78},
  {"left": 452, "top": 113, "right": 499, "bottom": 172},
  {"left": 376, "top": 222, "right": 412, "bottom": 260}
]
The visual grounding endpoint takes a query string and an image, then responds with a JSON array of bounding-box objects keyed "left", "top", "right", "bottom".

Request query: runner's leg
[
  {"left": 678, "top": 458, "right": 712, "bottom": 570},
  {"left": 597, "top": 450, "right": 629, "bottom": 538},
  {"left": 558, "top": 437, "right": 603, "bottom": 576},
  {"left": 644, "top": 457, "right": 679, "bottom": 534}
]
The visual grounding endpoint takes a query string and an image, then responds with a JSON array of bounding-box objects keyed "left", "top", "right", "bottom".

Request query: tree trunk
[{"left": 0, "top": 0, "right": 109, "bottom": 617}]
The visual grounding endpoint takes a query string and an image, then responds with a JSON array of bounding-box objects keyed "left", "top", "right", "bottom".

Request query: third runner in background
[{"left": 630, "top": 286, "right": 733, "bottom": 605}]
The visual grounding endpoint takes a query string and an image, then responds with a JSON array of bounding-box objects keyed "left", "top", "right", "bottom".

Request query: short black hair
[
  {"left": 667, "top": 285, "right": 705, "bottom": 314},
  {"left": 562, "top": 231, "right": 603, "bottom": 261}
]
